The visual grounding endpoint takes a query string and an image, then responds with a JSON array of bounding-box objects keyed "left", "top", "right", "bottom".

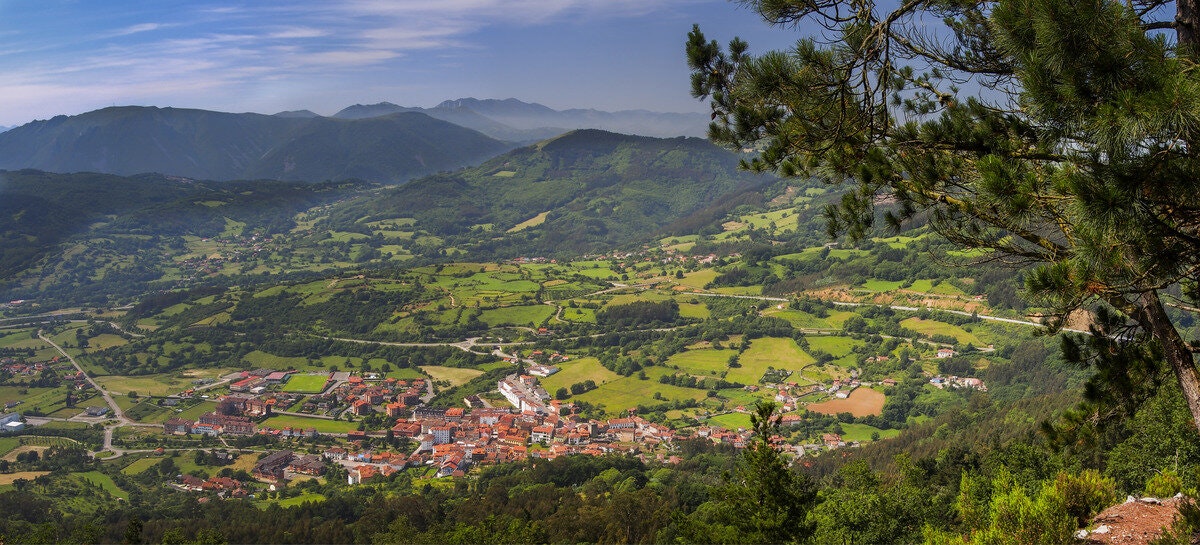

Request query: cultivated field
[
  {"left": 0, "top": 471, "right": 50, "bottom": 485},
  {"left": 807, "top": 387, "right": 886, "bottom": 417}
]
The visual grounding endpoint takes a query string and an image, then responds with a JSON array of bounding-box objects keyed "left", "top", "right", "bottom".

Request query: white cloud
[
  {"left": 0, "top": 0, "right": 699, "bottom": 125},
  {"left": 112, "top": 23, "right": 163, "bottom": 37}
]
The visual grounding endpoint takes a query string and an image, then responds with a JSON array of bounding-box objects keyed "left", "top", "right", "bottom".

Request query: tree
[
  {"left": 726, "top": 401, "right": 817, "bottom": 543},
  {"left": 688, "top": 0, "right": 1200, "bottom": 435}
]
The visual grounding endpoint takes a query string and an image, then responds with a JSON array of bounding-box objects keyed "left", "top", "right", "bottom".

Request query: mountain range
[
  {"left": 0, "top": 107, "right": 511, "bottom": 183},
  {"left": 332, "top": 98, "right": 709, "bottom": 141},
  {"left": 0, "top": 99, "right": 708, "bottom": 183}
]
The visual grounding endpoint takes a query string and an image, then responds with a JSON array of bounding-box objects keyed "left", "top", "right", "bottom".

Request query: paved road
[{"left": 38, "top": 330, "right": 124, "bottom": 422}]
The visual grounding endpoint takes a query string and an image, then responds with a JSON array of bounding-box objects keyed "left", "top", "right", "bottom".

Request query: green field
[
  {"left": 258, "top": 491, "right": 327, "bottom": 509},
  {"left": 76, "top": 470, "right": 129, "bottom": 500},
  {"left": 0, "top": 437, "right": 20, "bottom": 457},
  {"left": 708, "top": 411, "right": 753, "bottom": 431},
  {"left": 94, "top": 373, "right": 208, "bottom": 397},
  {"left": 242, "top": 350, "right": 309, "bottom": 370},
  {"left": 0, "top": 330, "right": 49, "bottom": 350},
  {"left": 838, "top": 422, "right": 901, "bottom": 442},
  {"left": 676, "top": 302, "right": 710, "bottom": 319},
  {"left": 762, "top": 309, "right": 834, "bottom": 329},
  {"left": 121, "top": 457, "right": 160, "bottom": 475},
  {"left": 905, "top": 279, "right": 968, "bottom": 296},
  {"left": 804, "top": 336, "right": 860, "bottom": 358},
  {"left": 420, "top": 366, "right": 484, "bottom": 387},
  {"left": 727, "top": 337, "right": 814, "bottom": 385},
  {"left": 0, "top": 386, "right": 70, "bottom": 415},
  {"left": 539, "top": 357, "right": 622, "bottom": 394},
  {"left": 862, "top": 279, "right": 905, "bottom": 292},
  {"left": 282, "top": 374, "right": 330, "bottom": 394},
  {"left": 666, "top": 349, "right": 734, "bottom": 378},
  {"left": 262, "top": 415, "right": 359, "bottom": 434},
  {"left": 900, "top": 318, "right": 983, "bottom": 345},
  {"left": 507, "top": 211, "right": 549, "bottom": 232},
  {"left": 479, "top": 305, "right": 555, "bottom": 327},
  {"left": 574, "top": 368, "right": 709, "bottom": 414}
]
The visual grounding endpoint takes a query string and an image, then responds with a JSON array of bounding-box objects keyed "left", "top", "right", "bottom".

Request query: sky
[{"left": 0, "top": 0, "right": 803, "bottom": 127}]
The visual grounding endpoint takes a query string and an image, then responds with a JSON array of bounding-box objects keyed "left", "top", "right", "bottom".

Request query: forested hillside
[{"left": 0, "top": 107, "right": 511, "bottom": 183}]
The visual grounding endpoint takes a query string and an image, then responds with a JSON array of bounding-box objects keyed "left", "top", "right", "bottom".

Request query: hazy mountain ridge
[
  {"left": 333, "top": 97, "right": 708, "bottom": 141},
  {"left": 0, "top": 106, "right": 511, "bottom": 183}
]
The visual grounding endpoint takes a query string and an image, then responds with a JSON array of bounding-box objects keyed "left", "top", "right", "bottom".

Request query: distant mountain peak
[{"left": 273, "top": 110, "right": 321, "bottom": 119}]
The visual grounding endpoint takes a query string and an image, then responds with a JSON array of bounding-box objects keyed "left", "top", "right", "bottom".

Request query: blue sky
[{"left": 0, "top": 1, "right": 801, "bottom": 127}]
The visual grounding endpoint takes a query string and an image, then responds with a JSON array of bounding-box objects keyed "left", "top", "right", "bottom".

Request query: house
[
  {"left": 936, "top": 348, "right": 956, "bottom": 359},
  {"left": 430, "top": 425, "right": 454, "bottom": 445},
  {"left": 323, "top": 447, "right": 347, "bottom": 461},
  {"left": 352, "top": 399, "right": 371, "bottom": 416},
  {"left": 531, "top": 425, "right": 553, "bottom": 444},
  {"left": 163, "top": 418, "right": 193, "bottom": 435},
  {"left": 348, "top": 464, "right": 380, "bottom": 485},
  {"left": 287, "top": 455, "right": 325, "bottom": 476},
  {"left": 822, "top": 433, "right": 845, "bottom": 448},
  {"left": 253, "top": 450, "right": 295, "bottom": 481},
  {"left": 85, "top": 406, "right": 109, "bottom": 417}
]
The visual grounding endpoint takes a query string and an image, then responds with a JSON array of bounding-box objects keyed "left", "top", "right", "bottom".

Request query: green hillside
[{"left": 324, "top": 129, "right": 773, "bottom": 256}]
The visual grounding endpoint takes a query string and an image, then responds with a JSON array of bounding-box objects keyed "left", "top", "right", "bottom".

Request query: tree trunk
[
  {"left": 1180, "top": 0, "right": 1200, "bottom": 55},
  {"left": 1137, "top": 290, "right": 1200, "bottom": 433}
]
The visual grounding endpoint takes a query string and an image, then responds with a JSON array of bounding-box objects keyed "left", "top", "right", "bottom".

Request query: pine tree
[{"left": 688, "top": 0, "right": 1200, "bottom": 434}]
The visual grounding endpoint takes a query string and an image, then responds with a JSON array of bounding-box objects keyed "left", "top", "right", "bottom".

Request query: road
[{"left": 38, "top": 330, "right": 124, "bottom": 422}]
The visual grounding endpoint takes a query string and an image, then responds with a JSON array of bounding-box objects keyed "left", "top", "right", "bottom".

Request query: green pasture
[
  {"left": 421, "top": 366, "right": 484, "bottom": 387},
  {"left": 508, "top": 211, "right": 549, "bottom": 232},
  {"left": 822, "top": 311, "right": 859, "bottom": 329},
  {"left": 242, "top": 350, "right": 309, "bottom": 370},
  {"left": 762, "top": 309, "right": 833, "bottom": 329},
  {"left": 538, "top": 357, "right": 621, "bottom": 394},
  {"left": 862, "top": 279, "right": 905, "bottom": 292},
  {"left": 258, "top": 492, "right": 327, "bottom": 509},
  {"left": 872, "top": 234, "right": 927, "bottom": 248},
  {"left": 95, "top": 374, "right": 201, "bottom": 397},
  {"left": 76, "top": 471, "right": 129, "bottom": 500},
  {"left": 708, "top": 412, "right": 753, "bottom": 431},
  {"left": 479, "top": 305, "right": 555, "bottom": 327},
  {"left": 0, "top": 386, "right": 69, "bottom": 415},
  {"left": 674, "top": 269, "right": 719, "bottom": 289},
  {"left": 677, "top": 302, "right": 710, "bottom": 319},
  {"left": 558, "top": 307, "right": 597, "bottom": 323},
  {"left": 905, "top": 279, "right": 968, "bottom": 296},
  {"left": 726, "top": 337, "right": 814, "bottom": 385},
  {"left": 262, "top": 415, "right": 358, "bottom": 434},
  {"left": 282, "top": 374, "right": 330, "bottom": 393},
  {"left": 666, "top": 349, "right": 733, "bottom": 378},
  {"left": 121, "top": 457, "right": 160, "bottom": 475},
  {"left": 0, "top": 437, "right": 19, "bottom": 456},
  {"left": 0, "top": 330, "right": 47, "bottom": 350},
  {"left": 175, "top": 401, "right": 218, "bottom": 421},
  {"left": 804, "top": 336, "right": 860, "bottom": 358},
  {"left": 574, "top": 371, "right": 709, "bottom": 414},
  {"left": 900, "top": 318, "right": 982, "bottom": 345},
  {"left": 838, "top": 423, "right": 901, "bottom": 442}
]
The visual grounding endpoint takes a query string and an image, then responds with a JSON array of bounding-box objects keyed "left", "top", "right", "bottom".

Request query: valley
[{"left": 0, "top": 116, "right": 1189, "bottom": 544}]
